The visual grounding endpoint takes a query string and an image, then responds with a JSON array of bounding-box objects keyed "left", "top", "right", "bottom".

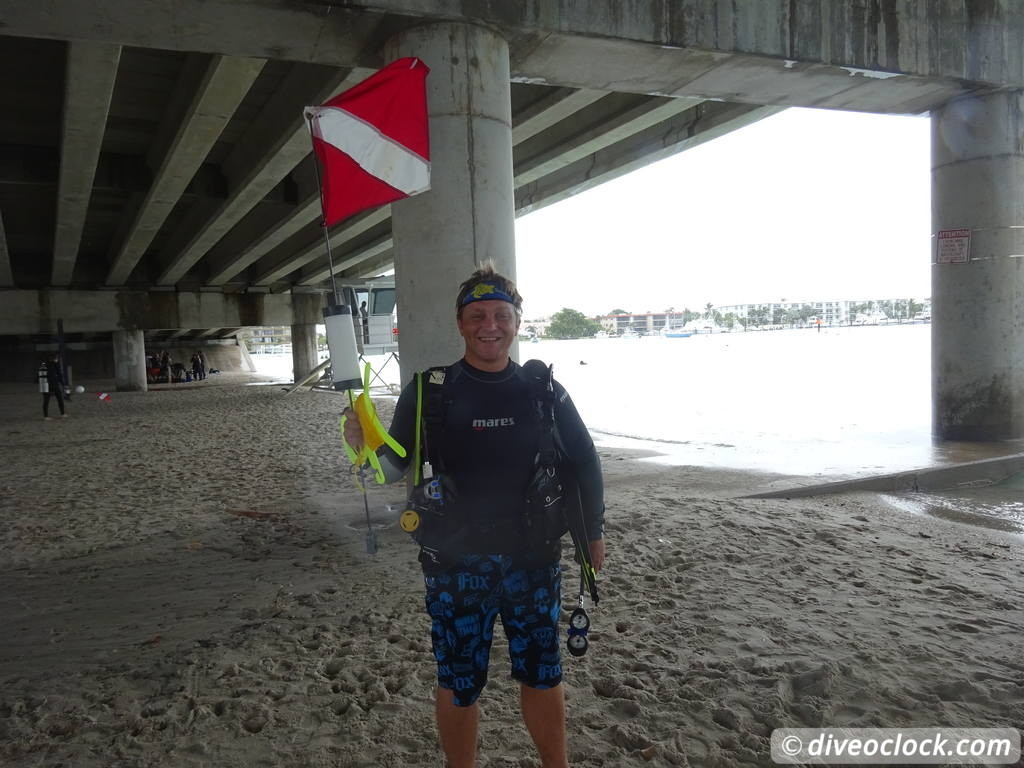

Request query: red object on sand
[{"left": 97, "top": 392, "right": 112, "bottom": 403}]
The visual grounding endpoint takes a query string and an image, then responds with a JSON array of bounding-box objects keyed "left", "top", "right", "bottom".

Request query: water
[
  {"left": 884, "top": 484, "right": 1024, "bottom": 534},
  {"left": 529, "top": 324, "right": 930, "bottom": 475},
  {"left": 526, "top": 324, "right": 1024, "bottom": 478}
]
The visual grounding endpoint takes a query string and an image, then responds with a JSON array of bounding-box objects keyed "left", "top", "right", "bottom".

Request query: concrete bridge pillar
[
  {"left": 112, "top": 329, "right": 147, "bottom": 392},
  {"left": 932, "top": 90, "right": 1024, "bottom": 440},
  {"left": 386, "top": 23, "right": 517, "bottom": 382},
  {"left": 291, "top": 322, "right": 318, "bottom": 384}
]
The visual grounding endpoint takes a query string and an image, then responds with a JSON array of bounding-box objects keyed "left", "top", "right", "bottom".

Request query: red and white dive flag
[{"left": 305, "top": 57, "right": 430, "bottom": 228}]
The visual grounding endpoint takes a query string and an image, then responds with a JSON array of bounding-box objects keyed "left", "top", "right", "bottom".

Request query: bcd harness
[{"left": 399, "top": 360, "right": 599, "bottom": 607}]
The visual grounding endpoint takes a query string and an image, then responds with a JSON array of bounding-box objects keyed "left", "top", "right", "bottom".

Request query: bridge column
[
  {"left": 290, "top": 322, "right": 318, "bottom": 384},
  {"left": 932, "top": 90, "right": 1024, "bottom": 440},
  {"left": 112, "top": 329, "right": 147, "bottom": 392},
  {"left": 386, "top": 23, "right": 517, "bottom": 382}
]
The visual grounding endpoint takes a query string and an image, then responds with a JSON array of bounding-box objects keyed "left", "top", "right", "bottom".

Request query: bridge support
[
  {"left": 291, "top": 321, "right": 318, "bottom": 385},
  {"left": 932, "top": 90, "right": 1024, "bottom": 440},
  {"left": 386, "top": 23, "right": 518, "bottom": 382},
  {"left": 112, "top": 329, "right": 147, "bottom": 392}
]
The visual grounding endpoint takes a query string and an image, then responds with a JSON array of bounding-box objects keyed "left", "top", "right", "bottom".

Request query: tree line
[{"left": 528, "top": 299, "right": 928, "bottom": 340}]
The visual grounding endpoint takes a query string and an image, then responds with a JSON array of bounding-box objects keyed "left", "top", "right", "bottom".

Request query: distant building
[
  {"left": 715, "top": 298, "right": 931, "bottom": 327},
  {"left": 597, "top": 298, "right": 931, "bottom": 333},
  {"left": 598, "top": 312, "right": 693, "bottom": 335},
  {"left": 242, "top": 326, "right": 291, "bottom": 354}
]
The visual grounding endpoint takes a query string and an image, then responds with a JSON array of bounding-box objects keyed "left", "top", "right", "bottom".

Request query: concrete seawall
[{"left": 746, "top": 453, "right": 1024, "bottom": 499}]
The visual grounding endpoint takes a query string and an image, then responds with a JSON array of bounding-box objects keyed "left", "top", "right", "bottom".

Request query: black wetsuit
[
  {"left": 42, "top": 361, "right": 65, "bottom": 417},
  {"left": 382, "top": 358, "right": 604, "bottom": 556}
]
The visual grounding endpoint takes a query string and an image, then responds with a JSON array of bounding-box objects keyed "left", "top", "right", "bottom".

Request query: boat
[{"left": 661, "top": 326, "right": 692, "bottom": 338}]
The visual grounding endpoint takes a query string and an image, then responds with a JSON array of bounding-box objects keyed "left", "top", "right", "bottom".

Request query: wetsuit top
[
  {"left": 381, "top": 358, "right": 605, "bottom": 555},
  {"left": 44, "top": 361, "right": 64, "bottom": 387}
]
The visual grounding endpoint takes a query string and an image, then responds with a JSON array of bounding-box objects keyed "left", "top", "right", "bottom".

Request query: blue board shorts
[{"left": 424, "top": 554, "right": 562, "bottom": 707}]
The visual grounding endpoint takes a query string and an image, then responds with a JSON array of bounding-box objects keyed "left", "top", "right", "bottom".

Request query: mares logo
[{"left": 471, "top": 417, "right": 516, "bottom": 431}]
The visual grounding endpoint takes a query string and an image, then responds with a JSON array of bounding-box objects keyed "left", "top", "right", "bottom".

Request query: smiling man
[{"left": 343, "top": 263, "right": 605, "bottom": 768}]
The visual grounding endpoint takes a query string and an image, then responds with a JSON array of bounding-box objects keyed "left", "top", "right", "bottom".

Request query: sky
[{"left": 513, "top": 107, "right": 931, "bottom": 320}]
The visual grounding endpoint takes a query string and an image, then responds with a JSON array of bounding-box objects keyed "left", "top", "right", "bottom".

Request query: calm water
[
  {"left": 531, "top": 324, "right": 941, "bottom": 476},
  {"left": 257, "top": 323, "right": 1021, "bottom": 478}
]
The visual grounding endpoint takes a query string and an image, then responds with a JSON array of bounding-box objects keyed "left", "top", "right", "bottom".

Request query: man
[
  {"left": 359, "top": 300, "right": 370, "bottom": 344},
  {"left": 343, "top": 264, "right": 605, "bottom": 768},
  {"left": 41, "top": 353, "right": 67, "bottom": 420}
]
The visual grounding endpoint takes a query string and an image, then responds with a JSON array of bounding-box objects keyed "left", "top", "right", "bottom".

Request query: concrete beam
[
  {"left": 352, "top": 253, "right": 395, "bottom": 280},
  {"left": 1, "top": 0, "right": 378, "bottom": 67},
  {"left": 516, "top": 102, "right": 783, "bottom": 215},
  {"left": 4, "top": 1, "right": 1016, "bottom": 105},
  {"left": 197, "top": 327, "right": 223, "bottom": 338},
  {"left": 512, "top": 87, "right": 606, "bottom": 144},
  {"left": 157, "top": 65, "right": 375, "bottom": 286},
  {"left": 106, "top": 54, "right": 265, "bottom": 286},
  {"left": 0, "top": 210, "right": 12, "bottom": 287},
  {"left": 298, "top": 235, "right": 393, "bottom": 286},
  {"left": 0, "top": 289, "right": 324, "bottom": 334},
  {"left": 206, "top": 192, "right": 320, "bottom": 285},
  {"left": 352, "top": 0, "right": 1024, "bottom": 92},
  {"left": 253, "top": 206, "right": 391, "bottom": 286},
  {"left": 52, "top": 41, "right": 121, "bottom": 286},
  {"left": 515, "top": 95, "right": 703, "bottom": 187}
]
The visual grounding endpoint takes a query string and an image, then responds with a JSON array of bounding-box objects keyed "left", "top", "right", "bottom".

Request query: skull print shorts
[{"left": 423, "top": 554, "right": 562, "bottom": 707}]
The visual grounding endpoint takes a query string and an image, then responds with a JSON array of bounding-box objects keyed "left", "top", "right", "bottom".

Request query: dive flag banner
[{"left": 304, "top": 57, "right": 430, "bottom": 228}]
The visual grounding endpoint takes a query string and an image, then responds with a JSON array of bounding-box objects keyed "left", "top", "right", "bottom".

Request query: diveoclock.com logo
[{"left": 771, "top": 728, "right": 1020, "bottom": 765}]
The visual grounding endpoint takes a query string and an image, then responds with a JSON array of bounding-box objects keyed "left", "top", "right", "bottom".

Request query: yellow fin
[{"left": 338, "top": 362, "right": 406, "bottom": 484}]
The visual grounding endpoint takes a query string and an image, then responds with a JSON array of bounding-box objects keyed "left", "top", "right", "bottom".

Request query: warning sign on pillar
[{"left": 936, "top": 228, "right": 971, "bottom": 264}]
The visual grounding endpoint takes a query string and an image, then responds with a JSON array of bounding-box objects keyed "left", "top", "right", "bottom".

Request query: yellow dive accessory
[
  {"left": 399, "top": 509, "right": 420, "bottom": 532},
  {"left": 339, "top": 362, "right": 406, "bottom": 484}
]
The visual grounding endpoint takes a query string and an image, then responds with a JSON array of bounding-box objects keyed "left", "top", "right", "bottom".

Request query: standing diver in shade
[
  {"left": 41, "top": 353, "right": 67, "bottom": 420},
  {"left": 343, "top": 264, "right": 605, "bottom": 768}
]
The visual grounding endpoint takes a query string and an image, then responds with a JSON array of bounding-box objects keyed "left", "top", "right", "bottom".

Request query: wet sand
[{"left": 1, "top": 376, "right": 1021, "bottom": 767}]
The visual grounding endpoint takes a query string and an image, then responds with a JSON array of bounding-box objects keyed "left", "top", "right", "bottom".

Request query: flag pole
[
  {"left": 306, "top": 114, "right": 341, "bottom": 307},
  {"left": 307, "top": 111, "right": 376, "bottom": 553}
]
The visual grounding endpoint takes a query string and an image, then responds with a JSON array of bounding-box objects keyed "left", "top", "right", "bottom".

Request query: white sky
[{"left": 514, "top": 107, "right": 931, "bottom": 319}]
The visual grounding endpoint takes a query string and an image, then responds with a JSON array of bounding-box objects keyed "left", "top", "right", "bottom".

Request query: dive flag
[{"left": 305, "top": 57, "right": 430, "bottom": 228}]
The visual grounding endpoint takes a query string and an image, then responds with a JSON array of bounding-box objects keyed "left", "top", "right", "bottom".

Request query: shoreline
[{"left": 1, "top": 378, "right": 1021, "bottom": 766}]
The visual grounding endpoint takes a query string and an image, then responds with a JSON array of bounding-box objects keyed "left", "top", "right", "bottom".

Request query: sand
[{"left": 1, "top": 374, "right": 1021, "bottom": 767}]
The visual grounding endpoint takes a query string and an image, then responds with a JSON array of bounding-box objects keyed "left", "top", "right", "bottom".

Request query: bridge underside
[
  {"left": 0, "top": 0, "right": 1005, "bottom": 302},
  {"left": 0, "top": 36, "right": 787, "bottom": 299}
]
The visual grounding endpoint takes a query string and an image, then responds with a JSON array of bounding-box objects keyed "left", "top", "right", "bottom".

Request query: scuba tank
[{"left": 38, "top": 364, "right": 49, "bottom": 394}]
